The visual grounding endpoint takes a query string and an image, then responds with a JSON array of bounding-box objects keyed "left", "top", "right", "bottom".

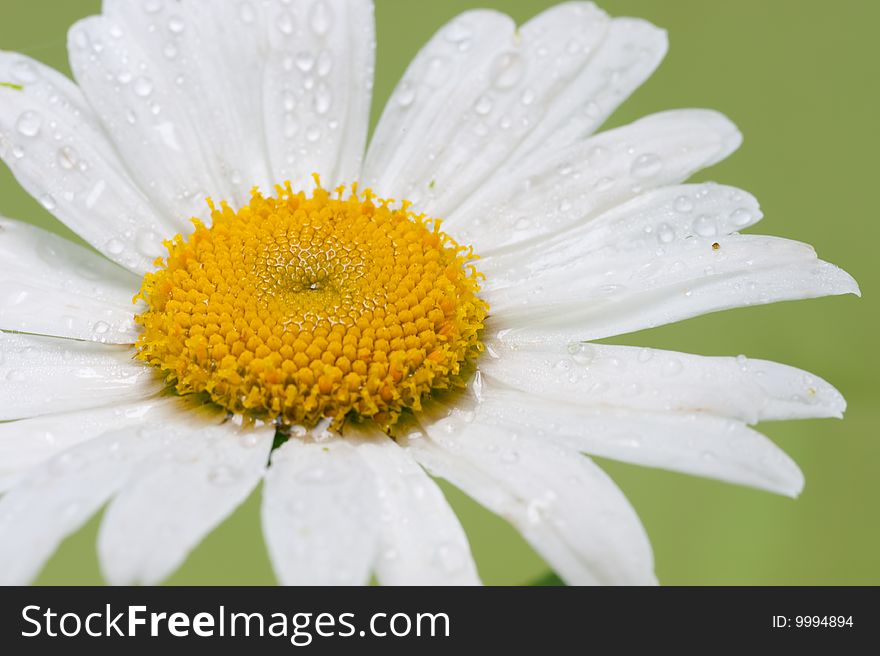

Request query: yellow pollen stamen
[{"left": 134, "top": 180, "right": 488, "bottom": 432}]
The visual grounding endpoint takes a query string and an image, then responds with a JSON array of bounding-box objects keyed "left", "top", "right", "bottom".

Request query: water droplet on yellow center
[{"left": 134, "top": 180, "right": 487, "bottom": 431}]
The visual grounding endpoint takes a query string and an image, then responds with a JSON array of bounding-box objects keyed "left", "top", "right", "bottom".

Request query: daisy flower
[{"left": 0, "top": 0, "right": 858, "bottom": 586}]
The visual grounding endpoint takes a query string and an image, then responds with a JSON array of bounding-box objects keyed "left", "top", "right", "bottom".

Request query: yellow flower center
[{"left": 134, "top": 180, "right": 487, "bottom": 432}]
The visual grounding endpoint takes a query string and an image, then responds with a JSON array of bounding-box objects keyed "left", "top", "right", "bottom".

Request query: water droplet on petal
[
  {"left": 39, "top": 193, "right": 56, "bottom": 211},
  {"left": 474, "top": 95, "right": 492, "bottom": 115},
  {"left": 105, "top": 238, "right": 125, "bottom": 255},
  {"left": 309, "top": 0, "right": 334, "bottom": 36},
  {"left": 167, "top": 15, "right": 185, "bottom": 34},
  {"left": 730, "top": 207, "right": 753, "bottom": 227},
  {"left": 674, "top": 195, "right": 694, "bottom": 212},
  {"left": 657, "top": 223, "right": 675, "bottom": 244},
  {"left": 93, "top": 320, "right": 111, "bottom": 335},
  {"left": 692, "top": 214, "right": 716, "bottom": 237},
  {"left": 313, "top": 83, "right": 332, "bottom": 114},
  {"left": 277, "top": 12, "right": 294, "bottom": 35},
  {"left": 491, "top": 51, "right": 524, "bottom": 89},
  {"left": 11, "top": 60, "right": 38, "bottom": 83},
  {"left": 630, "top": 152, "right": 663, "bottom": 178},
  {"left": 133, "top": 76, "right": 153, "bottom": 97},
  {"left": 295, "top": 51, "right": 314, "bottom": 72},
  {"left": 16, "top": 110, "right": 42, "bottom": 137},
  {"left": 396, "top": 82, "right": 415, "bottom": 107}
]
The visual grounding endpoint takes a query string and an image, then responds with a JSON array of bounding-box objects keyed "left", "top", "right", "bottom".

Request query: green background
[{"left": 1, "top": 0, "right": 876, "bottom": 585}]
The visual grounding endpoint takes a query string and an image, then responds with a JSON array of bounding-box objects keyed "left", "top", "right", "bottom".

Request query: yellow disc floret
[{"left": 134, "top": 180, "right": 487, "bottom": 432}]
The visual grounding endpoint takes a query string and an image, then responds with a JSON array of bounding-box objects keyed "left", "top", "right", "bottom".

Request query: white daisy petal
[
  {"left": 0, "top": 332, "right": 160, "bottom": 421},
  {"left": 408, "top": 408, "right": 656, "bottom": 585},
  {"left": 366, "top": 5, "right": 615, "bottom": 216},
  {"left": 481, "top": 182, "right": 763, "bottom": 283},
  {"left": 67, "top": 15, "right": 224, "bottom": 226},
  {"left": 481, "top": 341, "right": 845, "bottom": 424},
  {"left": 0, "top": 218, "right": 141, "bottom": 342},
  {"left": 487, "top": 234, "right": 859, "bottom": 341},
  {"left": 509, "top": 16, "right": 667, "bottom": 164},
  {"left": 351, "top": 429, "right": 480, "bottom": 585},
  {"left": 446, "top": 109, "right": 742, "bottom": 253},
  {"left": 0, "top": 398, "right": 207, "bottom": 494},
  {"left": 0, "top": 52, "right": 175, "bottom": 272},
  {"left": 363, "top": 9, "right": 514, "bottom": 198},
  {"left": 98, "top": 421, "right": 274, "bottom": 585},
  {"left": 262, "top": 0, "right": 375, "bottom": 189},
  {"left": 101, "top": 0, "right": 274, "bottom": 205},
  {"left": 463, "top": 383, "right": 803, "bottom": 497},
  {"left": 262, "top": 437, "right": 379, "bottom": 585},
  {"left": 0, "top": 422, "right": 179, "bottom": 585}
]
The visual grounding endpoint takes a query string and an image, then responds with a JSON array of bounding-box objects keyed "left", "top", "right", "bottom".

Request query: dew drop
[
  {"left": 316, "top": 50, "right": 333, "bottom": 76},
  {"left": 313, "top": 83, "right": 332, "bottom": 114},
  {"left": 491, "top": 51, "right": 524, "bottom": 89},
  {"left": 39, "top": 194, "right": 56, "bottom": 211},
  {"left": 305, "top": 125, "right": 321, "bottom": 142},
  {"left": 637, "top": 347, "right": 654, "bottom": 363},
  {"left": 11, "top": 60, "right": 38, "bottom": 83},
  {"left": 133, "top": 76, "right": 153, "bottom": 97},
  {"left": 135, "top": 229, "right": 163, "bottom": 258},
  {"left": 277, "top": 12, "right": 295, "bottom": 35},
  {"left": 167, "top": 15, "right": 185, "bottom": 33},
  {"left": 295, "top": 51, "right": 315, "bottom": 73},
  {"left": 16, "top": 110, "right": 42, "bottom": 137},
  {"left": 93, "top": 320, "right": 111, "bottom": 335},
  {"left": 630, "top": 152, "right": 663, "bottom": 178},
  {"left": 567, "top": 342, "right": 595, "bottom": 366},
  {"left": 104, "top": 238, "right": 125, "bottom": 255},
  {"left": 309, "top": 0, "right": 334, "bottom": 36},
  {"left": 473, "top": 95, "right": 493, "bottom": 115},
  {"left": 730, "top": 207, "right": 753, "bottom": 227},
  {"left": 433, "top": 542, "right": 465, "bottom": 574},
  {"left": 657, "top": 223, "right": 675, "bottom": 244},
  {"left": 396, "top": 82, "right": 415, "bottom": 107},
  {"left": 674, "top": 195, "right": 694, "bottom": 213},
  {"left": 692, "top": 214, "right": 716, "bottom": 237}
]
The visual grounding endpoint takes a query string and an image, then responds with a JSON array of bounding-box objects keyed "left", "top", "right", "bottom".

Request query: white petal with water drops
[
  {"left": 0, "top": 398, "right": 213, "bottom": 494},
  {"left": 262, "top": 0, "right": 375, "bottom": 189},
  {"left": 365, "top": 4, "right": 620, "bottom": 218},
  {"left": 262, "top": 437, "right": 380, "bottom": 585},
  {"left": 67, "top": 16, "right": 228, "bottom": 226},
  {"left": 0, "top": 218, "right": 141, "bottom": 342},
  {"left": 410, "top": 405, "right": 656, "bottom": 585},
  {"left": 481, "top": 340, "right": 846, "bottom": 424},
  {"left": 352, "top": 430, "right": 480, "bottom": 585},
  {"left": 487, "top": 232, "right": 859, "bottom": 342},
  {"left": 0, "top": 421, "right": 186, "bottom": 585},
  {"left": 455, "top": 381, "right": 804, "bottom": 496},
  {"left": 102, "top": 0, "right": 275, "bottom": 205},
  {"left": 98, "top": 420, "right": 274, "bottom": 585},
  {"left": 0, "top": 52, "right": 176, "bottom": 272},
  {"left": 0, "top": 332, "right": 161, "bottom": 421},
  {"left": 444, "top": 109, "right": 742, "bottom": 253}
]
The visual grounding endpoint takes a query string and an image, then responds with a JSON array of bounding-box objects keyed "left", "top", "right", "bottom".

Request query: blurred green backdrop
[{"left": 1, "top": 0, "right": 876, "bottom": 585}]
